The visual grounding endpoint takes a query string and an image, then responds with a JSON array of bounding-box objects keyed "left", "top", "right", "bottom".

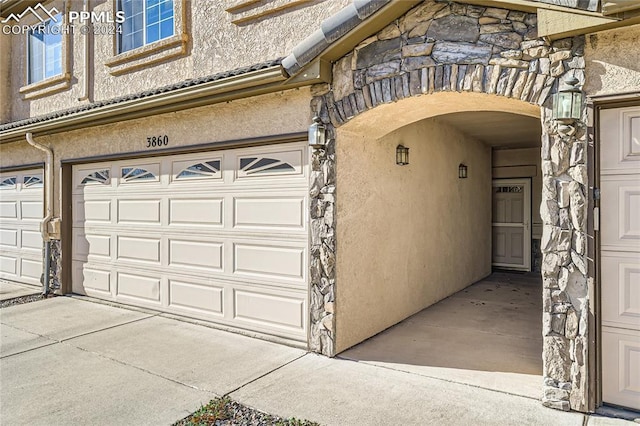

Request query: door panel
[{"left": 492, "top": 179, "right": 531, "bottom": 271}]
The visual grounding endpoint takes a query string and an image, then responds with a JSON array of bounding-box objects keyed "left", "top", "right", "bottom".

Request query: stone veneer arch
[{"left": 308, "top": 0, "right": 592, "bottom": 413}]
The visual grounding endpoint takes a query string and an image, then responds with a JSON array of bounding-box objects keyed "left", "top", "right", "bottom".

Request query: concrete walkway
[
  {"left": 340, "top": 272, "right": 544, "bottom": 399},
  {"left": 0, "top": 295, "right": 635, "bottom": 425},
  {"left": 0, "top": 281, "right": 40, "bottom": 301}
]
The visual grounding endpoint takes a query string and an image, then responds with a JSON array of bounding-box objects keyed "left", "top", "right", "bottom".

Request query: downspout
[
  {"left": 77, "top": 0, "right": 91, "bottom": 102},
  {"left": 25, "top": 133, "right": 53, "bottom": 295}
]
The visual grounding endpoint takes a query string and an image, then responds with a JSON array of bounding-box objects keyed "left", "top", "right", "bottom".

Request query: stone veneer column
[
  {"left": 308, "top": 91, "right": 337, "bottom": 357},
  {"left": 539, "top": 67, "right": 590, "bottom": 412}
]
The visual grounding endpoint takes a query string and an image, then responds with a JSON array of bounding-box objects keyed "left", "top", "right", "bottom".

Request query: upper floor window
[
  {"left": 28, "top": 14, "right": 62, "bottom": 84},
  {"left": 118, "top": 0, "right": 174, "bottom": 53}
]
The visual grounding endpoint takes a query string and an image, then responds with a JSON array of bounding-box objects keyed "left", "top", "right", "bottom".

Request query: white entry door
[
  {"left": 0, "top": 169, "right": 44, "bottom": 286},
  {"left": 72, "top": 142, "right": 309, "bottom": 345},
  {"left": 600, "top": 106, "right": 640, "bottom": 411},
  {"left": 492, "top": 179, "right": 531, "bottom": 271}
]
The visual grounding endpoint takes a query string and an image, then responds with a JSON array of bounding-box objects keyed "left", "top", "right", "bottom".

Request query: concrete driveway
[{"left": 0, "top": 295, "right": 633, "bottom": 425}]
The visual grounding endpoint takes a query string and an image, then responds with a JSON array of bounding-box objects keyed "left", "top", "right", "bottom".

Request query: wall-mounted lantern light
[
  {"left": 459, "top": 163, "right": 468, "bottom": 179},
  {"left": 552, "top": 76, "right": 583, "bottom": 123},
  {"left": 396, "top": 145, "right": 409, "bottom": 165},
  {"left": 308, "top": 116, "right": 326, "bottom": 148}
]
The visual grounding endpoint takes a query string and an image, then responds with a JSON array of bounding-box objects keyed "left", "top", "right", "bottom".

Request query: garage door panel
[
  {"left": 116, "top": 272, "right": 161, "bottom": 303},
  {"left": 21, "top": 230, "right": 43, "bottom": 251},
  {"left": 168, "top": 239, "right": 223, "bottom": 271},
  {"left": 234, "top": 197, "right": 305, "bottom": 229},
  {"left": 21, "top": 259, "right": 42, "bottom": 280},
  {"left": 0, "top": 201, "right": 17, "bottom": 219},
  {"left": 117, "top": 199, "right": 161, "bottom": 224},
  {"left": 74, "top": 231, "right": 111, "bottom": 259},
  {"left": 602, "top": 329, "right": 640, "bottom": 409},
  {"left": 0, "top": 255, "right": 17, "bottom": 274},
  {"left": 75, "top": 199, "right": 111, "bottom": 224},
  {"left": 83, "top": 267, "right": 111, "bottom": 293},
  {"left": 602, "top": 178, "right": 640, "bottom": 248},
  {"left": 117, "top": 236, "right": 161, "bottom": 264},
  {"left": 600, "top": 107, "right": 640, "bottom": 173},
  {"left": 234, "top": 243, "right": 305, "bottom": 281},
  {"left": 168, "top": 198, "right": 223, "bottom": 226},
  {"left": 20, "top": 201, "right": 43, "bottom": 220},
  {"left": 234, "top": 290, "right": 305, "bottom": 331},
  {"left": 602, "top": 253, "right": 640, "bottom": 330},
  {"left": 168, "top": 279, "right": 224, "bottom": 315},
  {"left": 72, "top": 261, "right": 110, "bottom": 295},
  {"left": 0, "top": 229, "right": 18, "bottom": 247}
]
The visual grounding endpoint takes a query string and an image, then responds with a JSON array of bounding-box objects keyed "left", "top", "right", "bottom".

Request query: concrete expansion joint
[
  {"left": 225, "top": 352, "right": 309, "bottom": 397},
  {"left": 0, "top": 314, "right": 159, "bottom": 359},
  {"left": 68, "top": 342, "right": 217, "bottom": 395}
]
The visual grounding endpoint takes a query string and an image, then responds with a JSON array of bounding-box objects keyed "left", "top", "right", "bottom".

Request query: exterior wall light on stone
[
  {"left": 459, "top": 163, "right": 468, "bottom": 179},
  {"left": 552, "top": 76, "right": 583, "bottom": 125},
  {"left": 308, "top": 116, "right": 326, "bottom": 148},
  {"left": 396, "top": 145, "right": 409, "bottom": 165}
]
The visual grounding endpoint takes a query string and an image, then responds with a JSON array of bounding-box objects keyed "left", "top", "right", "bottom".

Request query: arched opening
[{"left": 333, "top": 91, "right": 544, "bottom": 398}]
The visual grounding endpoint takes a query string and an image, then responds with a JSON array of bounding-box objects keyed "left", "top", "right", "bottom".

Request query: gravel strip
[
  {"left": 174, "top": 396, "right": 319, "bottom": 426},
  {"left": 0, "top": 294, "right": 50, "bottom": 309}
]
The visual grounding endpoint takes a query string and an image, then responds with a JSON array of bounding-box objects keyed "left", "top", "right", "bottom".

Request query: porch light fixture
[
  {"left": 552, "top": 76, "right": 583, "bottom": 124},
  {"left": 308, "top": 116, "right": 326, "bottom": 148},
  {"left": 459, "top": 163, "right": 468, "bottom": 179},
  {"left": 396, "top": 145, "right": 409, "bottom": 165}
]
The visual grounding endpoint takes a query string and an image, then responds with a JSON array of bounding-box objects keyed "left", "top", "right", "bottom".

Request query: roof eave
[{"left": 0, "top": 65, "right": 323, "bottom": 143}]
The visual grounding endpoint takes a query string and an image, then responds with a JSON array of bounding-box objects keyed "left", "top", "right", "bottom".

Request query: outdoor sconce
[
  {"left": 308, "top": 116, "right": 326, "bottom": 148},
  {"left": 552, "top": 76, "right": 583, "bottom": 124},
  {"left": 459, "top": 163, "right": 468, "bottom": 179},
  {"left": 396, "top": 145, "right": 409, "bottom": 165}
]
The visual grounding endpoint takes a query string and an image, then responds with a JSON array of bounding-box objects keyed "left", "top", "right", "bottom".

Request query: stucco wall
[
  {"left": 584, "top": 24, "right": 640, "bottom": 96},
  {"left": 335, "top": 117, "right": 492, "bottom": 352},
  {"left": 3, "top": 0, "right": 349, "bottom": 122},
  {"left": 0, "top": 87, "right": 312, "bottom": 218},
  {"left": 493, "top": 147, "right": 543, "bottom": 238}
]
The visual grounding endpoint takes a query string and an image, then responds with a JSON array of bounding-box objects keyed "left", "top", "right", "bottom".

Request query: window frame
[
  {"left": 19, "top": 1, "right": 71, "bottom": 99},
  {"left": 27, "top": 13, "right": 64, "bottom": 85},
  {"left": 105, "top": 0, "right": 187, "bottom": 76},
  {"left": 117, "top": 0, "right": 175, "bottom": 54}
]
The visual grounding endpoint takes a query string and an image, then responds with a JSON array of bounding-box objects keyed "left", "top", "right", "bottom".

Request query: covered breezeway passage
[
  {"left": 332, "top": 92, "right": 546, "bottom": 398},
  {"left": 340, "top": 272, "right": 543, "bottom": 399}
]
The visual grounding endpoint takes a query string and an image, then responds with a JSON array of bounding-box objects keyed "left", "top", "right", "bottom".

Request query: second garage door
[{"left": 72, "top": 142, "right": 309, "bottom": 344}]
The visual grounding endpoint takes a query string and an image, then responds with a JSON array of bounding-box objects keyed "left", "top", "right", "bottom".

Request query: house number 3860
[{"left": 146, "top": 135, "right": 169, "bottom": 148}]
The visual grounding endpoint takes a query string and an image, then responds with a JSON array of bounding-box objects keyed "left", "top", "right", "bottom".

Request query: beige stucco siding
[
  {"left": 335, "top": 117, "right": 492, "bottom": 353},
  {"left": 584, "top": 24, "right": 640, "bottom": 96},
  {"left": 0, "top": 87, "right": 312, "bottom": 218},
  {"left": 4, "top": 0, "right": 349, "bottom": 122}
]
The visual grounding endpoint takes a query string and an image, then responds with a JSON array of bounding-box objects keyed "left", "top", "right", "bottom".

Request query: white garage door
[
  {"left": 600, "top": 106, "right": 640, "bottom": 410},
  {"left": 0, "top": 169, "right": 44, "bottom": 286},
  {"left": 72, "top": 143, "right": 309, "bottom": 344}
]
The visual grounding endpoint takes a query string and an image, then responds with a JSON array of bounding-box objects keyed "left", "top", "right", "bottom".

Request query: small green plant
[{"left": 176, "top": 396, "right": 231, "bottom": 425}]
